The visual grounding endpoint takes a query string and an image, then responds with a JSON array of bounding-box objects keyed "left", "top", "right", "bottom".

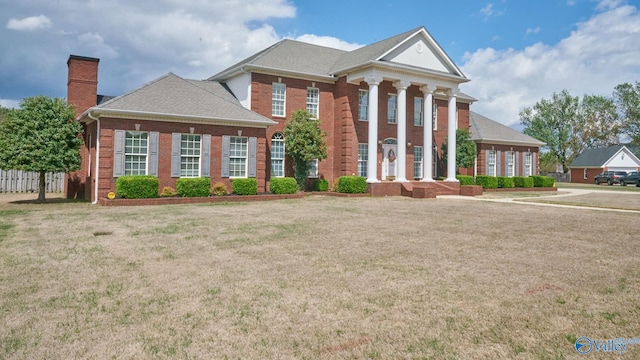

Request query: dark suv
[
  {"left": 594, "top": 171, "right": 628, "bottom": 185},
  {"left": 621, "top": 171, "right": 640, "bottom": 186}
]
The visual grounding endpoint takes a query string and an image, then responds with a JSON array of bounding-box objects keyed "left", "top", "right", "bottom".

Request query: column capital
[
  {"left": 393, "top": 79, "right": 411, "bottom": 90},
  {"left": 447, "top": 88, "right": 461, "bottom": 97},
  {"left": 365, "top": 75, "right": 383, "bottom": 86},
  {"left": 421, "top": 84, "right": 438, "bottom": 94}
]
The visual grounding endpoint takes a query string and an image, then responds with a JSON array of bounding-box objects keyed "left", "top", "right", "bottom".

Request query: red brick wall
[
  {"left": 476, "top": 143, "right": 540, "bottom": 176},
  {"left": 67, "top": 55, "right": 99, "bottom": 116},
  {"left": 571, "top": 168, "right": 602, "bottom": 184},
  {"left": 93, "top": 118, "right": 268, "bottom": 200}
]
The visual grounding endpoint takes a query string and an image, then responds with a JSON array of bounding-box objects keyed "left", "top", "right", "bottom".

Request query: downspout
[{"left": 88, "top": 111, "right": 101, "bottom": 204}]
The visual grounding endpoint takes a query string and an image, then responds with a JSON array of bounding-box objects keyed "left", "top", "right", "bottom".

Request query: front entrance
[{"left": 382, "top": 139, "right": 398, "bottom": 181}]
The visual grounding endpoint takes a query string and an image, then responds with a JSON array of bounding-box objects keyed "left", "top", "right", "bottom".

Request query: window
[
  {"left": 432, "top": 103, "right": 438, "bottom": 130},
  {"left": 506, "top": 151, "right": 515, "bottom": 177},
  {"left": 414, "top": 97, "right": 423, "bottom": 126},
  {"left": 307, "top": 159, "right": 318, "bottom": 178},
  {"left": 387, "top": 94, "right": 397, "bottom": 124},
  {"left": 414, "top": 146, "right": 423, "bottom": 179},
  {"left": 180, "top": 134, "right": 201, "bottom": 177},
  {"left": 272, "top": 82, "right": 285, "bottom": 117},
  {"left": 487, "top": 150, "right": 496, "bottom": 176},
  {"left": 583, "top": 168, "right": 588, "bottom": 180},
  {"left": 307, "top": 87, "right": 319, "bottom": 118},
  {"left": 358, "top": 90, "right": 368, "bottom": 121},
  {"left": 125, "top": 131, "right": 148, "bottom": 175},
  {"left": 229, "top": 136, "right": 248, "bottom": 177},
  {"left": 358, "top": 143, "right": 368, "bottom": 177},
  {"left": 271, "top": 133, "right": 285, "bottom": 177},
  {"left": 524, "top": 152, "right": 532, "bottom": 177}
]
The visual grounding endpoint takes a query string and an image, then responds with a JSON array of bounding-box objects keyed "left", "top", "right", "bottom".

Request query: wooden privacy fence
[{"left": 0, "top": 169, "right": 65, "bottom": 193}]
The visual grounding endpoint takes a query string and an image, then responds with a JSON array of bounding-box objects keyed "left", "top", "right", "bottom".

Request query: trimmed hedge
[
  {"left": 456, "top": 175, "right": 474, "bottom": 185},
  {"left": 513, "top": 176, "right": 534, "bottom": 188},
  {"left": 232, "top": 178, "right": 258, "bottom": 195},
  {"left": 497, "top": 176, "right": 515, "bottom": 188},
  {"left": 336, "top": 176, "right": 367, "bottom": 193},
  {"left": 531, "top": 175, "right": 555, "bottom": 188},
  {"left": 313, "top": 179, "right": 329, "bottom": 192},
  {"left": 116, "top": 175, "right": 159, "bottom": 199},
  {"left": 269, "top": 177, "right": 298, "bottom": 194},
  {"left": 176, "top": 177, "right": 211, "bottom": 197},
  {"left": 475, "top": 175, "right": 498, "bottom": 189}
]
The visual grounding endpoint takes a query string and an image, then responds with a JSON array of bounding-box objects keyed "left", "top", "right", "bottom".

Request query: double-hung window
[
  {"left": 387, "top": 94, "right": 397, "bottom": 124},
  {"left": 487, "top": 150, "right": 496, "bottom": 176},
  {"left": 229, "top": 136, "right": 248, "bottom": 177},
  {"left": 358, "top": 90, "right": 368, "bottom": 121},
  {"left": 125, "top": 131, "right": 148, "bottom": 175},
  {"left": 414, "top": 146, "right": 423, "bottom": 179},
  {"left": 432, "top": 103, "right": 438, "bottom": 130},
  {"left": 272, "top": 82, "right": 285, "bottom": 117},
  {"left": 180, "top": 134, "right": 201, "bottom": 177},
  {"left": 414, "top": 97, "right": 423, "bottom": 126},
  {"left": 524, "top": 152, "right": 532, "bottom": 176},
  {"left": 358, "top": 143, "right": 368, "bottom": 177},
  {"left": 306, "top": 87, "right": 319, "bottom": 118},
  {"left": 271, "top": 133, "right": 285, "bottom": 178},
  {"left": 506, "top": 151, "right": 515, "bottom": 177},
  {"left": 307, "top": 159, "right": 318, "bottom": 178}
]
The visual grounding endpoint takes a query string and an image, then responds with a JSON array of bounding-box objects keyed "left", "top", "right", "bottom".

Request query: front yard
[{"left": 1, "top": 194, "right": 639, "bottom": 358}]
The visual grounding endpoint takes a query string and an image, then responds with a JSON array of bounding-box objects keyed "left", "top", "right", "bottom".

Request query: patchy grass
[
  {"left": 0, "top": 195, "right": 639, "bottom": 358},
  {"left": 519, "top": 192, "right": 640, "bottom": 211}
]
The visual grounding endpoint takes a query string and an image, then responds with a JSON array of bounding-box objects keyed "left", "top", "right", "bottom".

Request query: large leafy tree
[
  {"left": 442, "top": 128, "right": 477, "bottom": 173},
  {"left": 0, "top": 96, "right": 83, "bottom": 202},
  {"left": 578, "top": 94, "right": 621, "bottom": 148},
  {"left": 283, "top": 110, "right": 327, "bottom": 190},
  {"left": 614, "top": 81, "right": 640, "bottom": 146}
]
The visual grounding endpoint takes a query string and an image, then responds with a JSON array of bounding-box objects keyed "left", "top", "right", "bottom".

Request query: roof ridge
[
  {"left": 96, "top": 72, "right": 177, "bottom": 108},
  {"left": 186, "top": 78, "right": 268, "bottom": 118}
]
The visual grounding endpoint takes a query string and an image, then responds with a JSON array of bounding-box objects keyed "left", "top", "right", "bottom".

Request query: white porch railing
[{"left": 0, "top": 169, "right": 65, "bottom": 193}]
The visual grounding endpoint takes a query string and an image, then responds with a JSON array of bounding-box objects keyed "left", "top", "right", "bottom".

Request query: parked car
[
  {"left": 621, "top": 171, "right": 640, "bottom": 186},
  {"left": 594, "top": 171, "right": 628, "bottom": 185}
]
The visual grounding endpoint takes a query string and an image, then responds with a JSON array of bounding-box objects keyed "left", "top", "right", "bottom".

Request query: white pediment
[
  {"left": 605, "top": 147, "right": 640, "bottom": 168},
  {"left": 380, "top": 33, "right": 459, "bottom": 75}
]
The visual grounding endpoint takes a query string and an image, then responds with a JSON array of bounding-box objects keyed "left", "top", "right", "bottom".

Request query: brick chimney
[{"left": 67, "top": 55, "right": 99, "bottom": 116}]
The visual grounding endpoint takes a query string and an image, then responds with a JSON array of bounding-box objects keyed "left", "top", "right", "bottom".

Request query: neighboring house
[
  {"left": 66, "top": 26, "right": 476, "bottom": 201},
  {"left": 569, "top": 145, "right": 640, "bottom": 184},
  {"left": 469, "top": 112, "right": 545, "bottom": 177}
]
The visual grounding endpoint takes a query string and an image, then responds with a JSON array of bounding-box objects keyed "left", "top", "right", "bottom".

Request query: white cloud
[
  {"left": 6, "top": 15, "right": 52, "bottom": 31},
  {"left": 461, "top": 1, "right": 640, "bottom": 126},
  {"left": 0, "top": 99, "right": 20, "bottom": 109},
  {"left": 479, "top": 3, "right": 505, "bottom": 20},
  {"left": 292, "top": 34, "right": 362, "bottom": 51},
  {"left": 526, "top": 27, "right": 540, "bottom": 35}
]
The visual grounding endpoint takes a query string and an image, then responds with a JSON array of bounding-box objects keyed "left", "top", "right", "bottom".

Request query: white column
[
  {"left": 394, "top": 79, "right": 410, "bottom": 182},
  {"left": 421, "top": 85, "right": 437, "bottom": 182},
  {"left": 446, "top": 89, "right": 459, "bottom": 182},
  {"left": 365, "top": 75, "right": 382, "bottom": 183}
]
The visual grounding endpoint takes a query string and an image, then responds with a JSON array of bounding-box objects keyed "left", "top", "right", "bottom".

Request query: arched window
[{"left": 271, "top": 133, "right": 285, "bottom": 177}]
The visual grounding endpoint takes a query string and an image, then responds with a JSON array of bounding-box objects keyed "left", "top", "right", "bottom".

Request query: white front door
[{"left": 382, "top": 144, "right": 397, "bottom": 180}]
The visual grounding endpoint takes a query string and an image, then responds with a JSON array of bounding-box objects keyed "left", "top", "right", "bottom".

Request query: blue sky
[{"left": 1, "top": 0, "right": 639, "bottom": 126}]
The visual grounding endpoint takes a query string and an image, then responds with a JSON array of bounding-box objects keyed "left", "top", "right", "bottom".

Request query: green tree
[
  {"left": 283, "top": 110, "right": 327, "bottom": 190},
  {"left": 520, "top": 90, "right": 581, "bottom": 173},
  {"left": 578, "top": 94, "right": 621, "bottom": 148},
  {"left": 0, "top": 96, "right": 83, "bottom": 202},
  {"left": 614, "top": 81, "right": 640, "bottom": 146},
  {"left": 0, "top": 105, "right": 10, "bottom": 123},
  {"left": 442, "top": 128, "right": 477, "bottom": 173}
]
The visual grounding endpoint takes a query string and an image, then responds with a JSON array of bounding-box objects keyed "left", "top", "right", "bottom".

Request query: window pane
[
  {"left": 229, "top": 136, "right": 248, "bottom": 177},
  {"left": 125, "top": 132, "right": 148, "bottom": 175},
  {"left": 388, "top": 95, "right": 397, "bottom": 124},
  {"left": 358, "top": 90, "right": 368, "bottom": 121},
  {"left": 414, "top": 146, "right": 423, "bottom": 178},
  {"left": 358, "top": 143, "right": 368, "bottom": 177},
  {"left": 306, "top": 88, "right": 319, "bottom": 118},
  {"left": 181, "top": 134, "right": 201, "bottom": 177},
  {"left": 271, "top": 133, "right": 285, "bottom": 177},
  {"left": 414, "top": 97, "right": 423, "bottom": 126},
  {"left": 272, "top": 83, "right": 285, "bottom": 116}
]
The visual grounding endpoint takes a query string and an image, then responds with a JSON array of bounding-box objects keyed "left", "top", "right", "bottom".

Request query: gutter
[{"left": 87, "top": 111, "right": 100, "bottom": 204}]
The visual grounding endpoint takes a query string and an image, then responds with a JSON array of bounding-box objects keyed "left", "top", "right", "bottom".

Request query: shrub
[
  {"left": 456, "top": 175, "right": 474, "bottom": 185},
  {"left": 531, "top": 175, "right": 555, "bottom": 188},
  {"left": 176, "top": 177, "right": 210, "bottom": 197},
  {"left": 313, "top": 179, "right": 329, "bottom": 192},
  {"left": 269, "top": 177, "right": 298, "bottom": 194},
  {"left": 232, "top": 178, "right": 258, "bottom": 195},
  {"left": 512, "top": 176, "right": 534, "bottom": 188},
  {"left": 475, "top": 175, "right": 498, "bottom": 189},
  {"left": 497, "top": 176, "right": 515, "bottom": 188},
  {"left": 160, "top": 186, "right": 176, "bottom": 197},
  {"left": 336, "top": 176, "right": 367, "bottom": 193},
  {"left": 211, "top": 182, "right": 228, "bottom": 196},
  {"left": 116, "top": 176, "right": 159, "bottom": 199}
]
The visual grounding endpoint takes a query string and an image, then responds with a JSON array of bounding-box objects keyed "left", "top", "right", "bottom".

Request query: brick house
[
  {"left": 569, "top": 145, "right": 640, "bottom": 184},
  {"left": 67, "top": 26, "right": 482, "bottom": 201},
  {"left": 469, "top": 112, "right": 544, "bottom": 177}
]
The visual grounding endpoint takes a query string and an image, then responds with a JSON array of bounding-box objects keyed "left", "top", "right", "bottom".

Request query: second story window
[
  {"left": 414, "top": 97, "right": 423, "bottom": 126},
  {"left": 387, "top": 94, "right": 397, "bottom": 124},
  {"left": 358, "top": 90, "right": 368, "bottom": 121},
  {"left": 272, "top": 82, "right": 285, "bottom": 117},
  {"left": 307, "top": 87, "right": 319, "bottom": 118}
]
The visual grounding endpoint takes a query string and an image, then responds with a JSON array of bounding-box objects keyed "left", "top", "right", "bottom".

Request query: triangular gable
[
  {"left": 603, "top": 146, "right": 640, "bottom": 168},
  {"left": 378, "top": 28, "right": 464, "bottom": 77}
]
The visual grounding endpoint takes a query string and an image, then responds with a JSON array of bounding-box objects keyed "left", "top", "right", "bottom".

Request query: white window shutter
[
  {"left": 149, "top": 132, "right": 159, "bottom": 176},
  {"left": 171, "top": 133, "right": 181, "bottom": 178},
  {"left": 248, "top": 137, "right": 257, "bottom": 178},
  {"left": 202, "top": 134, "right": 211, "bottom": 178},
  {"left": 221, "top": 135, "right": 230, "bottom": 178},
  {"left": 113, "top": 130, "right": 125, "bottom": 177}
]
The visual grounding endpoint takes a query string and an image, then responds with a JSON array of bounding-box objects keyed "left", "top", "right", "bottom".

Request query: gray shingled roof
[
  {"left": 469, "top": 111, "right": 545, "bottom": 146},
  {"left": 91, "top": 73, "right": 275, "bottom": 126},
  {"left": 569, "top": 145, "right": 625, "bottom": 167}
]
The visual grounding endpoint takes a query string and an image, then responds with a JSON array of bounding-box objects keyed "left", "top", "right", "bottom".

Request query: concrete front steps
[{"left": 368, "top": 181, "right": 481, "bottom": 199}]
